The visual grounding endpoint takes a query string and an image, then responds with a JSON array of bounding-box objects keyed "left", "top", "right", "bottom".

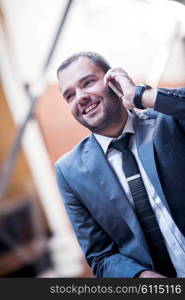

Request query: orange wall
[{"left": 36, "top": 84, "right": 90, "bottom": 165}]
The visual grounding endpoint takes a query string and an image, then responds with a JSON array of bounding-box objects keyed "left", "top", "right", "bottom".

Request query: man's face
[{"left": 58, "top": 57, "right": 124, "bottom": 135}]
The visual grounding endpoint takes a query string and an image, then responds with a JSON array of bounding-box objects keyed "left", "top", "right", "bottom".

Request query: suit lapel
[
  {"left": 134, "top": 114, "right": 171, "bottom": 212},
  {"left": 82, "top": 134, "right": 148, "bottom": 248}
]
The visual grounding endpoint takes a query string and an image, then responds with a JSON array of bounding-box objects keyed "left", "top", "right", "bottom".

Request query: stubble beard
[{"left": 81, "top": 99, "right": 124, "bottom": 135}]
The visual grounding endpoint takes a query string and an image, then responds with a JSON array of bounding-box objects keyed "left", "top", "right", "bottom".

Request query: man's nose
[{"left": 76, "top": 88, "right": 89, "bottom": 104}]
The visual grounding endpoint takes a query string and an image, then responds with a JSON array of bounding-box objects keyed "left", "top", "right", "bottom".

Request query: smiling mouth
[{"left": 83, "top": 102, "right": 100, "bottom": 114}]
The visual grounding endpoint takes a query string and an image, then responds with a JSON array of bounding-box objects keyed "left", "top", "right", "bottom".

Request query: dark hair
[{"left": 57, "top": 51, "right": 110, "bottom": 78}]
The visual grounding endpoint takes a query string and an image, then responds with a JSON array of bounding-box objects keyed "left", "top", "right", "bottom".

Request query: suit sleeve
[
  {"left": 55, "top": 164, "right": 149, "bottom": 278},
  {"left": 154, "top": 88, "right": 185, "bottom": 128}
]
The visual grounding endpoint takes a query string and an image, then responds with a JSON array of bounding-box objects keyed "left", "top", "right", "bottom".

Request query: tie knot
[{"left": 110, "top": 133, "right": 132, "bottom": 152}]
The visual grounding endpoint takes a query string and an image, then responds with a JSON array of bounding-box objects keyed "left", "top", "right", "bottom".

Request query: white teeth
[{"left": 85, "top": 103, "right": 98, "bottom": 114}]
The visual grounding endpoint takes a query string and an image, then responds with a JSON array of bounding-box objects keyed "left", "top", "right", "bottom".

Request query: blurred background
[{"left": 0, "top": 0, "right": 185, "bottom": 277}]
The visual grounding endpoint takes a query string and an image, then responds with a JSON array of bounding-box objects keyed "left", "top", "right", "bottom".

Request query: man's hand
[
  {"left": 104, "top": 68, "right": 136, "bottom": 110},
  {"left": 137, "top": 271, "right": 167, "bottom": 278},
  {"left": 104, "top": 68, "right": 157, "bottom": 110}
]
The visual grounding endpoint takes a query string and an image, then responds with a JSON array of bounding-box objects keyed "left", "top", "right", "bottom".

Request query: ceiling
[{"left": 1, "top": 0, "right": 185, "bottom": 87}]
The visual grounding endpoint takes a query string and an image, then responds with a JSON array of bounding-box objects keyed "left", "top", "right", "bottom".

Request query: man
[{"left": 55, "top": 52, "right": 185, "bottom": 278}]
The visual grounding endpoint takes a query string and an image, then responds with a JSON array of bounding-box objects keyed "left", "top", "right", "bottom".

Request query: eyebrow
[{"left": 63, "top": 73, "right": 97, "bottom": 98}]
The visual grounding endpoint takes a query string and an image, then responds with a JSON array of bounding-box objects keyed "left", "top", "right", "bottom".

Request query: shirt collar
[{"left": 94, "top": 111, "right": 135, "bottom": 154}]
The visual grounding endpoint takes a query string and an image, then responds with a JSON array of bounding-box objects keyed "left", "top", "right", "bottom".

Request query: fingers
[
  {"left": 104, "top": 67, "right": 137, "bottom": 110},
  {"left": 104, "top": 68, "right": 128, "bottom": 87}
]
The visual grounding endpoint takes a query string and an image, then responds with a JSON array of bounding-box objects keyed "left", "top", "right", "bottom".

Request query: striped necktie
[{"left": 110, "top": 133, "right": 176, "bottom": 277}]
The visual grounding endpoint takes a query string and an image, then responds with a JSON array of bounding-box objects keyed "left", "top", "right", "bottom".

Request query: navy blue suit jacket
[{"left": 55, "top": 88, "right": 185, "bottom": 277}]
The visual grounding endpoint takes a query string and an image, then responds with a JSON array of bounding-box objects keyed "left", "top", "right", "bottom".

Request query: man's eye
[
  {"left": 84, "top": 80, "right": 94, "bottom": 87},
  {"left": 67, "top": 94, "right": 74, "bottom": 101}
]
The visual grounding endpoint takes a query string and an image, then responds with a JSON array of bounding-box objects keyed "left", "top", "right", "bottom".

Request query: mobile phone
[{"left": 108, "top": 82, "right": 123, "bottom": 99}]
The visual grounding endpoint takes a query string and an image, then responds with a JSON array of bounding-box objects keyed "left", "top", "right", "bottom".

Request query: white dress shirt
[{"left": 94, "top": 112, "right": 185, "bottom": 277}]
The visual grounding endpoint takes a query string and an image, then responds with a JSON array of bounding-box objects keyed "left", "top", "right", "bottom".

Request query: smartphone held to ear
[{"left": 108, "top": 82, "right": 123, "bottom": 99}]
